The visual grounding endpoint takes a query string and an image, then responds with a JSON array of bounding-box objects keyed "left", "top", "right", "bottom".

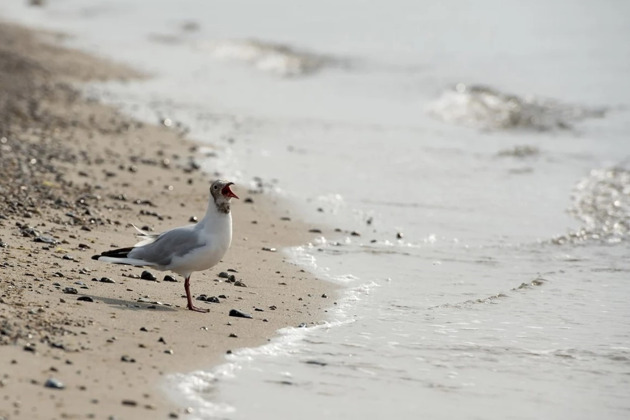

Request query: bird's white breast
[{"left": 167, "top": 212, "right": 232, "bottom": 276}]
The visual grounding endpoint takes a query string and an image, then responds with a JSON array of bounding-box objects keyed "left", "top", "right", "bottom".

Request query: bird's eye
[{"left": 213, "top": 185, "right": 218, "bottom": 190}]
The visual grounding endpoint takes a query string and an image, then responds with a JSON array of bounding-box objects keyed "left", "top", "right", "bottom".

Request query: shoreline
[{"left": 0, "top": 21, "right": 336, "bottom": 419}]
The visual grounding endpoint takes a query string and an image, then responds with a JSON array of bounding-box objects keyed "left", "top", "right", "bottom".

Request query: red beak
[{"left": 221, "top": 182, "right": 239, "bottom": 199}]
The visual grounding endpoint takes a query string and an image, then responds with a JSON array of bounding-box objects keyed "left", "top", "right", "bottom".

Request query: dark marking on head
[{"left": 210, "top": 179, "right": 236, "bottom": 214}]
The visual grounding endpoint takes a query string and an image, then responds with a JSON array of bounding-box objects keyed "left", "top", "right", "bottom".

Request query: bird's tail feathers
[
  {"left": 92, "top": 247, "right": 135, "bottom": 260},
  {"left": 95, "top": 256, "right": 155, "bottom": 267}
]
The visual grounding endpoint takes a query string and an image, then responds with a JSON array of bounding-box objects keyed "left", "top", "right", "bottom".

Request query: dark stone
[
  {"left": 63, "top": 287, "right": 78, "bottom": 294},
  {"left": 262, "top": 247, "right": 277, "bottom": 252},
  {"left": 120, "top": 355, "right": 136, "bottom": 363},
  {"left": 227, "top": 275, "right": 236, "bottom": 283},
  {"left": 77, "top": 296, "right": 94, "bottom": 302},
  {"left": 189, "top": 216, "right": 198, "bottom": 223},
  {"left": 122, "top": 399, "right": 138, "bottom": 407},
  {"left": 244, "top": 197, "right": 254, "bottom": 203},
  {"left": 229, "top": 309, "right": 252, "bottom": 319},
  {"left": 396, "top": 232, "right": 404, "bottom": 239},
  {"left": 350, "top": 231, "right": 361, "bottom": 237},
  {"left": 99, "top": 277, "right": 115, "bottom": 283},
  {"left": 218, "top": 272, "right": 230, "bottom": 279},
  {"left": 206, "top": 296, "right": 220, "bottom": 303},
  {"left": 309, "top": 228, "right": 322, "bottom": 233},
  {"left": 233, "top": 280, "right": 247, "bottom": 287},
  {"left": 140, "top": 270, "right": 157, "bottom": 281},
  {"left": 163, "top": 275, "right": 177, "bottom": 282}
]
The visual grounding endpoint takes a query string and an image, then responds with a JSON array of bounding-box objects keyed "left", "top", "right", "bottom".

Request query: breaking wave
[
  {"left": 428, "top": 83, "right": 605, "bottom": 131},
  {"left": 554, "top": 164, "right": 630, "bottom": 244},
  {"left": 196, "top": 39, "right": 344, "bottom": 77}
]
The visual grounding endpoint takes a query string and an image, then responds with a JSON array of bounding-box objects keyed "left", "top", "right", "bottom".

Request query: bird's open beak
[{"left": 221, "top": 182, "right": 239, "bottom": 199}]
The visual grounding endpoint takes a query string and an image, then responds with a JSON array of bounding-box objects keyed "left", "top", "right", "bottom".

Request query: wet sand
[{"left": 0, "top": 22, "right": 335, "bottom": 419}]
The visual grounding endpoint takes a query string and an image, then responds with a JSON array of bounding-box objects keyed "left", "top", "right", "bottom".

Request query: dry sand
[{"left": 0, "top": 22, "right": 336, "bottom": 419}]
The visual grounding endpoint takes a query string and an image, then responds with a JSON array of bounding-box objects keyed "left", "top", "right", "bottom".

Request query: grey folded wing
[{"left": 128, "top": 226, "right": 206, "bottom": 267}]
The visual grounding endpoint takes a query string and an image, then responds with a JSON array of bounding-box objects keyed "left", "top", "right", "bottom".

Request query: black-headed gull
[{"left": 92, "top": 180, "right": 239, "bottom": 312}]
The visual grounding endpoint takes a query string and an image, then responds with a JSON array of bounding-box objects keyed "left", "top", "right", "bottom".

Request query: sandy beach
[{"left": 0, "top": 22, "right": 335, "bottom": 419}]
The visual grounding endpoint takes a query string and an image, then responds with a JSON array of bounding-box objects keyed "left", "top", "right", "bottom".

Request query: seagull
[{"left": 92, "top": 179, "right": 239, "bottom": 312}]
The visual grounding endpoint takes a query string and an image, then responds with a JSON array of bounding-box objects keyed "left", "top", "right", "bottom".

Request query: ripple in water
[{"left": 428, "top": 83, "right": 606, "bottom": 131}]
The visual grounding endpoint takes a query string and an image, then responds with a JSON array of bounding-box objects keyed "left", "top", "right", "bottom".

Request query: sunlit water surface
[{"left": 4, "top": 1, "right": 630, "bottom": 418}]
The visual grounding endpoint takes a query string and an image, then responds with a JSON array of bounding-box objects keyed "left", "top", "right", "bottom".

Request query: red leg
[{"left": 184, "top": 275, "right": 209, "bottom": 313}]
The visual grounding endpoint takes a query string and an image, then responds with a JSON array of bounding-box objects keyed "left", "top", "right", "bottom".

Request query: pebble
[
  {"left": 197, "top": 295, "right": 220, "bottom": 303},
  {"left": 77, "top": 296, "right": 94, "bottom": 302},
  {"left": 164, "top": 349, "right": 174, "bottom": 355},
  {"left": 140, "top": 270, "right": 157, "bottom": 281},
  {"left": 189, "top": 216, "right": 198, "bottom": 223},
  {"left": 99, "top": 277, "right": 115, "bottom": 283},
  {"left": 229, "top": 309, "right": 252, "bottom": 319},
  {"left": 309, "top": 228, "right": 322, "bottom": 233},
  {"left": 396, "top": 232, "right": 404, "bottom": 239},
  {"left": 120, "top": 355, "right": 136, "bottom": 363},
  {"left": 233, "top": 280, "right": 247, "bottom": 287},
  {"left": 63, "top": 287, "right": 78, "bottom": 295},
  {"left": 262, "top": 247, "right": 277, "bottom": 252},
  {"left": 44, "top": 378, "right": 65, "bottom": 390},
  {"left": 163, "top": 275, "right": 177, "bottom": 282},
  {"left": 218, "top": 272, "right": 230, "bottom": 278},
  {"left": 34, "top": 235, "right": 58, "bottom": 244},
  {"left": 121, "top": 399, "right": 138, "bottom": 407}
]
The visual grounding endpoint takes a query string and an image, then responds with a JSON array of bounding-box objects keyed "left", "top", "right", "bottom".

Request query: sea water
[{"left": 4, "top": 1, "right": 630, "bottom": 418}]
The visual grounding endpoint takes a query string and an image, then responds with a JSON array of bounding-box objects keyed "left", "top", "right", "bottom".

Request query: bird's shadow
[{"left": 88, "top": 295, "right": 180, "bottom": 312}]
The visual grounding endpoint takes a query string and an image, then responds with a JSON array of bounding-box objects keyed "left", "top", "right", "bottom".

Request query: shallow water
[{"left": 5, "top": 1, "right": 630, "bottom": 418}]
